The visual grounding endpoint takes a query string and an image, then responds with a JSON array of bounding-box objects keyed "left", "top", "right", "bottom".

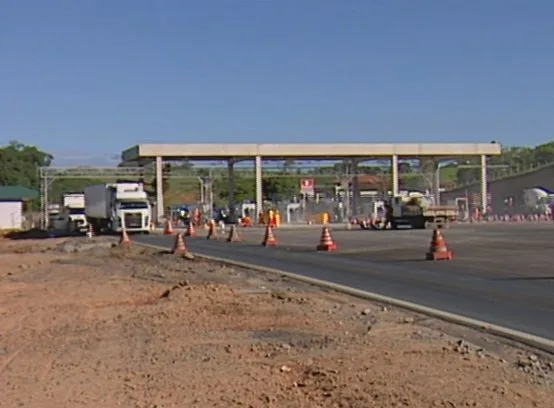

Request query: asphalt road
[{"left": 134, "top": 223, "right": 554, "bottom": 341}]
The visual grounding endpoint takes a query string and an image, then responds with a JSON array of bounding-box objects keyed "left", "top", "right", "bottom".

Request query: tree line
[{"left": 1, "top": 140, "right": 553, "bottom": 208}]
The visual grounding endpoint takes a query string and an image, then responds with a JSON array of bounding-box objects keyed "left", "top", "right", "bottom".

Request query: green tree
[
  {"left": 262, "top": 176, "right": 299, "bottom": 201},
  {"left": 0, "top": 141, "right": 53, "bottom": 189},
  {"left": 213, "top": 176, "right": 255, "bottom": 204},
  {"left": 282, "top": 159, "right": 295, "bottom": 174},
  {"left": 50, "top": 178, "right": 104, "bottom": 203},
  {"left": 533, "top": 142, "right": 554, "bottom": 164}
]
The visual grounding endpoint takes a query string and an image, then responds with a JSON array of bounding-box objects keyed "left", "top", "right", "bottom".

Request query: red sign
[{"left": 300, "top": 178, "right": 315, "bottom": 195}]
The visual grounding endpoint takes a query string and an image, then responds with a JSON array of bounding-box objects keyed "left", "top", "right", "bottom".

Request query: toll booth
[
  {"left": 455, "top": 197, "right": 469, "bottom": 221},
  {"left": 286, "top": 203, "right": 302, "bottom": 223}
]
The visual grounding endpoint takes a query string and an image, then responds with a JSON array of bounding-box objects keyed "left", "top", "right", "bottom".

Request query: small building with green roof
[{"left": 0, "top": 186, "right": 38, "bottom": 230}]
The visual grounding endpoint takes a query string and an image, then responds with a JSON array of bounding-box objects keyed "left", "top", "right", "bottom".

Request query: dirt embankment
[{"left": 1, "top": 237, "right": 553, "bottom": 408}]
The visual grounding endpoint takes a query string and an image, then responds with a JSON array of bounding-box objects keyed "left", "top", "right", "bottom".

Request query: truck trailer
[
  {"left": 84, "top": 183, "right": 152, "bottom": 234},
  {"left": 52, "top": 193, "right": 88, "bottom": 233}
]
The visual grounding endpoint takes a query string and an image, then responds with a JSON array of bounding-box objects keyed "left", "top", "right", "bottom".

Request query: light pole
[{"left": 198, "top": 168, "right": 214, "bottom": 218}]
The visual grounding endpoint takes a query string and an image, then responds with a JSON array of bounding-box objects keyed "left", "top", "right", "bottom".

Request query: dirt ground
[{"left": 1, "top": 237, "right": 553, "bottom": 408}]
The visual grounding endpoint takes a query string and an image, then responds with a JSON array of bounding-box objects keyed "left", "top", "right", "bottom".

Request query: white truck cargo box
[
  {"left": 116, "top": 182, "right": 144, "bottom": 194},
  {"left": 84, "top": 185, "right": 111, "bottom": 219},
  {"left": 63, "top": 193, "right": 85, "bottom": 209}
]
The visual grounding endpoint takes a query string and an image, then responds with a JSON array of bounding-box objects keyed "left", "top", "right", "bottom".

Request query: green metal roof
[{"left": 0, "top": 186, "right": 39, "bottom": 201}]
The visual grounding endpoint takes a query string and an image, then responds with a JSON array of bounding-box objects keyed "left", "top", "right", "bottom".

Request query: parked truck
[
  {"left": 370, "top": 196, "right": 458, "bottom": 229},
  {"left": 84, "top": 182, "right": 152, "bottom": 234},
  {"left": 385, "top": 196, "right": 458, "bottom": 229},
  {"left": 52, "top": 193, "right": 88, "bottom": 233}
]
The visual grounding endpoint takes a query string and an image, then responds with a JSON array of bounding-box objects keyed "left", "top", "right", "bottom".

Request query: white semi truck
[
  {"left": 52, "top": 193, "right": 88, "bottom": 233},
  {"left": 84, "top": 182, "right": 152, "bottom": 234}
]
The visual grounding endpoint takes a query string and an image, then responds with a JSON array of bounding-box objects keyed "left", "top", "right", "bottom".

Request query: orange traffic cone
[
  {"left": 172, "top": 233, "right": 189, "bottom": 256},
  {"left": 261, "top": 225, "right": 277, "bottom": 247},
  {"left": 206, "top": 220, "right": 219, "bottom": 240},
  {"left": 86, "top": 224, "right": 94, "bottom": 239},
  {"left": 227, "top": 225, "right": 241, "bottom": 242},
  {"left": 316, "top": 227, "right": 337, "bottom": 251},
  {"left": 119, "top": 229, "right": 131, "bottom": 246},
  {"left": 185, "top": 221, "right": 197, "bottom": 237},
  {"left": 164, "top": 219, "right": 174, "bottom": 235},
  {"left": 425, "top": 228, "right": 453, "bottom": 261}
]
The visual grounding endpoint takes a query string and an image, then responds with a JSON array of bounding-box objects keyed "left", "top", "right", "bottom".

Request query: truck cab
[
  {"left": 52, "top": 206, "right": 88, "bottom": 233},
  {"left": 85, "top": 183, "right": 152, "bottom": 234},
  {"left": 113, "top": 194, "right": 151, "bottom": 232},
  {"left": 63, "top": 193, "right": 88, "bottom": 232}
]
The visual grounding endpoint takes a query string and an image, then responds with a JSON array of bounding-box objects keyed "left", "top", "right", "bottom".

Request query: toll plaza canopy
[
  {"left": 120, "top": 142, "right": 502, "bottom": 221},
  {"left": 121, "top": 142, "right": 501, "bottom": 163}
]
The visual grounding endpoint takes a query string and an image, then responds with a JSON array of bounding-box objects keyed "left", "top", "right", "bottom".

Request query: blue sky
[{"left": 1, "top": 0, "right": 553, "bottom": 165}]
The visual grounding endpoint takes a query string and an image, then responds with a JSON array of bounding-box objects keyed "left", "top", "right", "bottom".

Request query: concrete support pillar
[
  {"left": 255, "top": 155, "right": 263, "bottom": 222},
  {"left": 227, "top": 160, "right": 235, "bottom": 210},
  {"left": 433, "top": 159, "right": 441, "bottom": 205},
  {"left": 480, "top": 154, "right": 488, "bottom": 214},
  {"left": 351, "top": 161, "right": 359, "bottom": 216},
  {"left": 391, "top": 155, "right": 399, "bottom": 196},
  {"left": 155, "top": 156, "right": 164, "bottom": 220}
]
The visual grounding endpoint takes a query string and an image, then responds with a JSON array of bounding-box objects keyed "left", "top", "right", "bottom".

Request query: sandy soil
[{"left": 0, "top": 236, "right": 553, "bottom": 408}]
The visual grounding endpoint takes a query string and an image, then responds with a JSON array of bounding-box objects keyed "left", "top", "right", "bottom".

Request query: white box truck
[
  {"left": 84, "top": 183, "right": 152, "bottom": 234},
  {"left": 52, "top": 193, "right": 88, "bottom": 233}
]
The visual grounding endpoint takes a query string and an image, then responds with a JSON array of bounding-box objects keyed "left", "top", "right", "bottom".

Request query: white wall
[{"left": 0, "top": 201, "right": 23, "bottom": 229}]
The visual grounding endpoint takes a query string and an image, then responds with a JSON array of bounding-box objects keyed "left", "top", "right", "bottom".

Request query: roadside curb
[{"left": 134, "top": 241, "right": 554, "bottom": 355}]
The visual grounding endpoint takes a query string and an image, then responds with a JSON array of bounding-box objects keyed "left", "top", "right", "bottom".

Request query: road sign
[{"left": 300, "top": 178, "right": 315, "bottom": 195}]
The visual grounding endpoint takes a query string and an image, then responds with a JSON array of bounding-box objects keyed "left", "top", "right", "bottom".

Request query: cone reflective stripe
[
  {"left": 227, "top": 225, "right": 241, "bottom": 242},
  {"left": 164, "top": 219, "right": 174, "bottom": 235},
  {"left": 425, "top": 228, "right": 453, "bottom": 261},
  {"left": 316, "top": 227, "right": 337, "bottom": 251},
  {"left": 185, "top": 221, "right": 197, "bottom": 237},
  {"left": 86, "top": 224, "right": 94, "bottom": 238},
  {"left": 206, "top": 220, "right": 219, "bottom": 240},
  {"left": 261, "top": 225, "right": 277, "bottom": 247},
  {"left": 119, "top": 229, "right": 131, "bottom": 246},
  {"left": 172, "top": 233, "right": 189, "bottom": 255}
]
